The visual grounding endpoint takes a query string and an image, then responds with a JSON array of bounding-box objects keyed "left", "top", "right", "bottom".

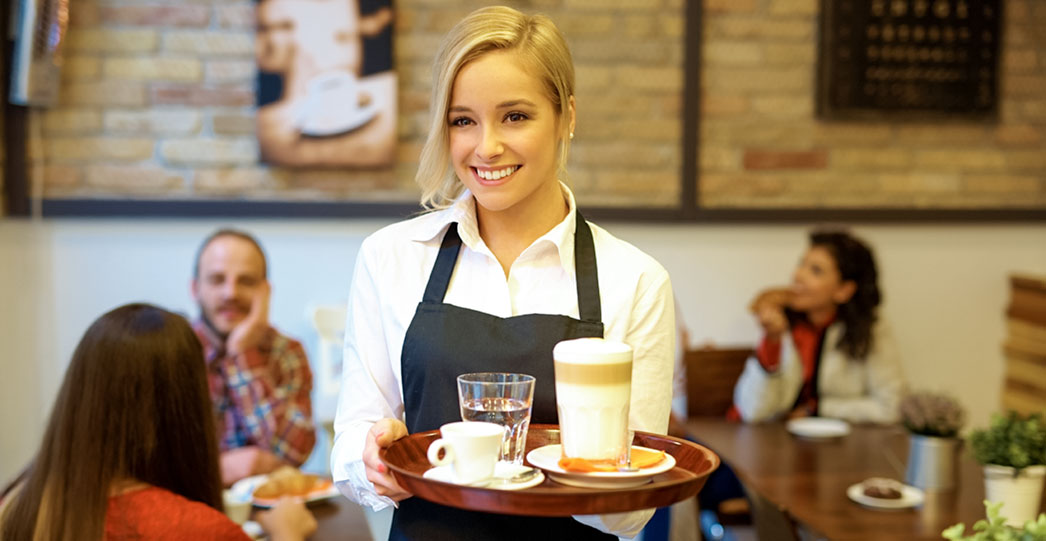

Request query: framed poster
[{"left": 255, "top": 0, "right": 396, "bottom": 167}]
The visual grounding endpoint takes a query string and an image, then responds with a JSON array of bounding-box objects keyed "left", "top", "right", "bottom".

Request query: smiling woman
[{"left": 329, "top": 6, "right": 676, "bottom": 541}]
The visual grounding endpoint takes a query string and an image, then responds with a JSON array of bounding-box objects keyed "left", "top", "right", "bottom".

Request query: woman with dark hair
[
  {"left": 732, "top": 230, "right": 905, "bottom": 423},
  {"left": 0, "top": 303, "right": 316, "bottom": 541}
]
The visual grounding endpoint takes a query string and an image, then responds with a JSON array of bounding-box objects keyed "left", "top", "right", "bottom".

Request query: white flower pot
[{"left": 983, "top": 464, "right": 1046, "bottom": 527}]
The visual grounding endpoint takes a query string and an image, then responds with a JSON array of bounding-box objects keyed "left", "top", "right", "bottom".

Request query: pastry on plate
[{"left": 861, "top": 477, "right": 904, "bottom": 500}]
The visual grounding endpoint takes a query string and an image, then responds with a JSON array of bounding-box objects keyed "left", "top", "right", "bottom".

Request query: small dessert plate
[
  {"left": 786, "top": 417, "right": 851, "bottom": 440},
  {"left": 526, "top": 445, "right": 676, "bottom": 489},
  {"left": 846, "top": 481, "right": 924, "bottom": 510}
]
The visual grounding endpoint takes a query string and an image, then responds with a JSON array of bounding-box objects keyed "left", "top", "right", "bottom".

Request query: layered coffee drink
[{"left": 553, "top": 338, "right": 633, "bottom": 464}]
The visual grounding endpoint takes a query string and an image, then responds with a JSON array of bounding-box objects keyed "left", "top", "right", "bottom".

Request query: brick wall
[
  {"left": 26, "top": 0, "right": 683, "bottom": 208},
  {"left": 16, "top": 0, "right": 1046, "bottom": 211},
  {"left": 700, "top": 0, "right": 1046, "bottom": 208}
]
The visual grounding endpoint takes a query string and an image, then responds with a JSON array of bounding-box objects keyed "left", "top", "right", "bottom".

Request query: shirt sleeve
[
  {"left": 573, "top": 266, "right": 675, "bottom": 538},
  {"left": 331, "top": 236, "right": 404, "bottom": 510},
  {"left": 222, "top": 334, "right": 316, "bottom": 465},
  {"left": 732, "top": 333, "right": 804, "bottom": 423}
]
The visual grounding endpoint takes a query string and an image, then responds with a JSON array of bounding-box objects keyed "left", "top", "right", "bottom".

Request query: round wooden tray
[{"left": 379, "top": 424, "right": 719, "bottom": 516}]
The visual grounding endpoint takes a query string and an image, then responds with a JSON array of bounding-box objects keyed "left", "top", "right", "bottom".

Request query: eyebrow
[{"left": 448, "top": 99, "right": 539, "bottom": 113}]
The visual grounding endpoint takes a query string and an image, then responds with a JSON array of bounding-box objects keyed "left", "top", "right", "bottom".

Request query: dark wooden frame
[{"left": 4, "top": 1, "right": 1044, "bottom": 221}]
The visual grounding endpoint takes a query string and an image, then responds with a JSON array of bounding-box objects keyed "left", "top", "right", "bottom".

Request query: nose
[
  {"left": 219, "top": 280, "right": 240, "bottom": 300},
  {"left": 475, "top": 124, "right": 503, "bottom": 160}
]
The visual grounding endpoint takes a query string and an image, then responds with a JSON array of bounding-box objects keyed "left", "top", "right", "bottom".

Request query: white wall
[{"left": 1, "top": 218, "right": 1044, "bottom": 482}]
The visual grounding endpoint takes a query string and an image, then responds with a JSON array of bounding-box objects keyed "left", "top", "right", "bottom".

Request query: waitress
[{"left": 330, "top": 6, "right": 675, "bottom": 540}]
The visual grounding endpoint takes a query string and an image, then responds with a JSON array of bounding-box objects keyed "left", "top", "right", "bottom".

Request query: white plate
[
  {"left": 786, "top": 417, "right": 851, "bottom": 440},
  {"left": 525, "top": 444, "right": 676, "bottom": 489},
  {"left": 230, "top": 473, "right": 339, "bottom": 508},
  {"left": 847, "top": 481, "right": 924, "bottom": 510},
  {"left": 423, "top": 462, "right": 545, "bottom": 491}
]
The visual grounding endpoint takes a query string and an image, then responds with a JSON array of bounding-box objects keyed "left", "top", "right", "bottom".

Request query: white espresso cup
[
  {"left": 427, "top": 421, "right": 504, "bottom": 485},
  {"left": 553, "top": 338, "right": 633, "bottom": 464}
]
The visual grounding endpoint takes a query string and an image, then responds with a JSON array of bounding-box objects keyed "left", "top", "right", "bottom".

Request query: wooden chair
[{"left": 684, "top": 345, "right": 753, "bottom": 418}]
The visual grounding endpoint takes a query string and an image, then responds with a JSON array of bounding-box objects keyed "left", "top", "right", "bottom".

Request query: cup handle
[{"left": 427, "top": 438, "right": 455, "bottom": 467}]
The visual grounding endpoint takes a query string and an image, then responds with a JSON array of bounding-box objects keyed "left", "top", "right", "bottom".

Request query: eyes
[
  {"left": 449, "top": 111, "right": 531, "bottom": 128},
  {"left": 205, "top": 274, "right": 260, "bottom": 287}
]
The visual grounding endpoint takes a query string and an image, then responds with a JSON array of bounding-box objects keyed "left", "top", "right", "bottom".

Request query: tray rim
[{"left": 379, "top": 423, "right": 720, "bottom": 516}]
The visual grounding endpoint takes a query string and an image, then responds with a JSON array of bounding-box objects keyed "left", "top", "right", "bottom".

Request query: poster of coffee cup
[{"left": 255, "top": 0, "right": 396, "bottom": 168}]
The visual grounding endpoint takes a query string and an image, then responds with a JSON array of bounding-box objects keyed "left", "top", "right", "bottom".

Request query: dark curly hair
[{"left": 794, "top": 230, "right": 881, "bottom": 360}]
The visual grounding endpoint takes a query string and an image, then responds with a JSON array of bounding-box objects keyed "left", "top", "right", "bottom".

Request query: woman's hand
[
  {"left": 756, "top": 305, "right": 789, "bottom": 339},
  {"left": 255, "top": 498, "right": 317, "bottom": 541},
  {"left": 363, "top": 418, "right": 412, "bottom": 501}
]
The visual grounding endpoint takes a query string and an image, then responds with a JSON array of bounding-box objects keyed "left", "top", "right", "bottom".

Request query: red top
[
  {"left": 727, "top": 315, "right": 835, "bottom": 421},
  {"left": 105, "top": 486, "right": 250, "bottom": 541}
]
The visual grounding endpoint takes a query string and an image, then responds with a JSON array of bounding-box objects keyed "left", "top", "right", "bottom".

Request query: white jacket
[{"left": 733, "top": 319, "right": 904, "bottom": 424}]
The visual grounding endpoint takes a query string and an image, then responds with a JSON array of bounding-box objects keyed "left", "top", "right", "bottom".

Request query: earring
[{"left": 569, "top": 132, "right": 574, "bottom": 140}]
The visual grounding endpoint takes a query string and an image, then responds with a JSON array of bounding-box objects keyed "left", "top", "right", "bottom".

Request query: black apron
[{"left": 389, "top": 212, "right": 616, "bottom": 541}]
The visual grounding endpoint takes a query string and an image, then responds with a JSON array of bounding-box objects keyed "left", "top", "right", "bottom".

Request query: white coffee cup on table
[
  {"left": 553, "top": 338, "right": 633, "bottom": 464},
  {"left": 222, "top": 488, "right": 252, "bottom": 525},
  {"left": 427, "top": 421, "right": 504, "bottom": 485}
]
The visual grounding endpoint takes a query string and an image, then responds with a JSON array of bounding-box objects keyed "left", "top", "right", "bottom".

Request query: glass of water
[{"left": 457, "top": 373, "right": 535, "bottom": 465}]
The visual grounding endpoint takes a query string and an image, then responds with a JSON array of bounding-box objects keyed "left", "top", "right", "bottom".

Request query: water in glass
[{"left": 461, "top": 396, "right": 531, "bottom": 464}]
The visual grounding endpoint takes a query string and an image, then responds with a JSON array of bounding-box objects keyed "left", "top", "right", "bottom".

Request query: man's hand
[
  {"left": 363, "top": 419, "right": 412, "bottom": 501},
  {"left": 221, "top": 445, "right": 284, "bottom": 486},
  {"left": 227, "top": 281, "right": 271, "bottom": 357},
  {"left": 256, "top": 498, "right": 318, "bottom": 541}
]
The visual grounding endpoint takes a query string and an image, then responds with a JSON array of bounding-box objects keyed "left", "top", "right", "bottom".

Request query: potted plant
[
  {"left": 943, "top": 500, "right": 1046, "bottom": 539},
  {"left": 900, "top": 391, "right": 966, "bottom": 491},
  {"left": 969, "top": 412, "right": 1046, "bottom": 527}
]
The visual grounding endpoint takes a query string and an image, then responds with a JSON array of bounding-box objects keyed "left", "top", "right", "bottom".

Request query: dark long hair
[
  {"left": 800, "top": 230, "right": 881, "bottom": 360},
  {"left": 1, "top": 304, "right": 221, "bottom": 541}
]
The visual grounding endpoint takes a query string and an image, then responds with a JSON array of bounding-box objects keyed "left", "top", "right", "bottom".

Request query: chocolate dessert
[{"left": 861, "top": 477, "right": 904, "bottom": 500}]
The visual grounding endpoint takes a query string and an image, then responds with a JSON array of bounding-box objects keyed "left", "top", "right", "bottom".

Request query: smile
[{"left": 473, "top": 165, "right": 520, "bottom": 181}]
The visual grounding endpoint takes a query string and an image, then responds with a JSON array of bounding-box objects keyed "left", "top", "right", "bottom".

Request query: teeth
[{"left": 476, "top": 166, "right": 518, "bottom": 180}]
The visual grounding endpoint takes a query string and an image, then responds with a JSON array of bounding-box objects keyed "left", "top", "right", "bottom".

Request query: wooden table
[
  {"left": 686, "top": 418, "right": 991, "bottom": 540},
  {"left": 286, "top": 498, "right": 373, "bottom": 541}
]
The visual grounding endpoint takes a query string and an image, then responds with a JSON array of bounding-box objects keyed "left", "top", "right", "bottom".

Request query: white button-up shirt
[{"left": 331, "top": 185, "right": 675, "bottom": 538}]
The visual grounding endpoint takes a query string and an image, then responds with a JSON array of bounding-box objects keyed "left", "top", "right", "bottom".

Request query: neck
[
  {"left": 806, "top": 305, "right": 837, "bottom": 327},
  {"left": 110, "top": 478, "right": 149, "bottom": 497},
  {"left": 475, "top": 182, "right": 568, "bottom": 277}
]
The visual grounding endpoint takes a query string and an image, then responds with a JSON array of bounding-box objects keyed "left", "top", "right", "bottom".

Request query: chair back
[{"left": 684, "top": 345, "right": 753, "bottom": 417}]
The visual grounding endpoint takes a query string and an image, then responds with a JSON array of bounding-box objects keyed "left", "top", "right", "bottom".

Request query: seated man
[{"left": 191, "top": 229, "right": 316, "bottom": 486}]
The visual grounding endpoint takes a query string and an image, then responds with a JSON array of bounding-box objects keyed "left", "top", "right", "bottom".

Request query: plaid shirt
[{"left": 194, "top": 320, "right": 316, "bottom": 466}]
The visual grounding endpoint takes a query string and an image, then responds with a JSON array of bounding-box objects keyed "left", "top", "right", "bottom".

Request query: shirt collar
[{"left": 406, "top": 182, "right": 581, "bottom": 278}]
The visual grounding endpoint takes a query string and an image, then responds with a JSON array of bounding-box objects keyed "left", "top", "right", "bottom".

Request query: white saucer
[
  {"left": 786, "top": 417, "right": 851, "bottom": 440},
  {"left": 298, "top": 99, "right": 378, "bottom": 137},
  {"left": 525, "top": 444, "right": 676, "bottom": 489},
  {"left": 847, "top": 480, "right": 924, "bottom": 510},
  {"left": 422, "top": 462, "right": 545, "bottom": 491}
]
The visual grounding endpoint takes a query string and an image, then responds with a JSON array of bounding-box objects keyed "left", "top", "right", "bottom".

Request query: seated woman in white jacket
[{"left": 732, "top": 230, "right": 905, "bottom": 424}]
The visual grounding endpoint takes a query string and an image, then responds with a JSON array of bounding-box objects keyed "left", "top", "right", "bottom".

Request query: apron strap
[
  {"left": 422, "top": 223, "right": 463, "bottom": 304},
  {"left": 574, "top": 211, "right": 601, "bottom": 324}
]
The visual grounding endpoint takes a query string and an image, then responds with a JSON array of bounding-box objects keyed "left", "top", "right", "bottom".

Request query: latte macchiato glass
[{"left": 553, "top": 338, "right": 633, "bottom": 464}]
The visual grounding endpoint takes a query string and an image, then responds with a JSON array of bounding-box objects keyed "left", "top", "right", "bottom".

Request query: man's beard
[{"left": 199, "top": 305, "right": 230, "bottom": 340}]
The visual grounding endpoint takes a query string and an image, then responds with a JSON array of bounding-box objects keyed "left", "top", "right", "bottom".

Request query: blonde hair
[{"left": 415, "top": 6, "right": 576, "bottom": 210}]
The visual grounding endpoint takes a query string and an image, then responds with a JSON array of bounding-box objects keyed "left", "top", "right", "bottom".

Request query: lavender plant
[{"left": 900, "top": 391, "right": 966, "bottom": 438}]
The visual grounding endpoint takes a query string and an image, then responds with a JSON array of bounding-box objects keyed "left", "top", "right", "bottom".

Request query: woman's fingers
[{"left": 363, "top": 419, "right": 412, "bottom": 501}]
